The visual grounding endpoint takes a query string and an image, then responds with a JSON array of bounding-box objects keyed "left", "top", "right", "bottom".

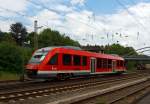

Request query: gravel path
[{"left": 136, "top": 93, "right": 150, "bottom": 104}]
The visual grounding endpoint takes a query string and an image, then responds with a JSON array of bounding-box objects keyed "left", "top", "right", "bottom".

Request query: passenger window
[
  {"left": 49, "top": 54, "right": 58, "bottom": 65},
  {"left": 97, "top": 58, "right": 102, "bottom": 68},
  {"left": 63, "top": 54, "right": 72, "bottom": 65},
  {"left": 108, "top": 59, "right": 112, "bottom": 68},
  {"left": 103, "top": 59, "right": 108, "bottom": 68},
  {"left": 82, "top": 56, "right": 87, "bottom": 66},
  {"left": 117, "top": 61, "right": 120, "bottom": 67},
  {"left": 120, "top": 61, "right": 123, "bottom": 67},
  {"left": 73, "top": 55, "right": 81, "bottom": 66}
]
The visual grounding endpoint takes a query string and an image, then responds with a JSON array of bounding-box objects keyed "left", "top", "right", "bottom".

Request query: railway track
[
  {"left": 72, "top": 77, "right": 150, "bottom": 104},
  {"left": 0, "top": 71, "right": 149, "bottom": 103},
  {"left": 0, "top": 70, "right": 148, "bottom": 93},
  {"left": 0, "top": 70, "right": 147, "bottom": 89},
  {"left": 111, "top": 80, "right": 150, "bottom": 104},
  {"left": 0, "top": 74, "right": 128, "bottom": 91},
  {"left": 109, "top": 81, "right": 150, "bottom": 104}
]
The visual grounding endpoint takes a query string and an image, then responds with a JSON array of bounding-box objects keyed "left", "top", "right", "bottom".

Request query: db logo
[{"left": 52, "top": 66, "right": 57, "bottom": 70}]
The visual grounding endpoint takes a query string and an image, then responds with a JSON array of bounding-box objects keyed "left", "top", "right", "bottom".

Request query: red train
[{"left": 26, "top": 46, "right": 126, "bottom": 79}]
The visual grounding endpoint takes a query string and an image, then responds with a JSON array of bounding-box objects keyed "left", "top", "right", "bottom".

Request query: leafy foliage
[
  {"left": 38, "top": 28, "right": 80, "bottom": 48},
  {"left": 0, "top": 42, "right": 24, "bottom": 73},
  {"left": 0, "top": 32, "right": 15, "bottom": 44},
  {"left": 10, "top": 22, "right": 27, "bottom": 46},
  {"left": 0, "top": 24, "right": 81, "bottom": 75},
  {"left": 104, "top": 44, "right": 137, "bottom": 56}
]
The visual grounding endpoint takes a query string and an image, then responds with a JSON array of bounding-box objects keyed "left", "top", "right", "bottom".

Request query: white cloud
[
  {"left": 0, "top": 20, "right": 14, "bottom": 32},
  {"left": 0, "top": 0, "right": 28, "bottom": 18},
  {"left": 55, "top": 4, "right": 73, "bottom": 13},
  {"left": 29, "top": 9, "right": 62, "bottom": 32},
  {"left": 70, "top": 0, "right": 85, "bottom": 6},
  {"left": 27, "top": 1, "right": 150, "bottom": 50},
  {"left": 0, "top": 0, "right": 28, "bottom": 12},
  {"left": 1, "top": 0, "right": 150, "bottom": 52},
  {"left": 103, "top": 2, "right": 150, "bottom": 49},
  {"left": 0, "top": 0, "right": 28, "bottom": 31}
]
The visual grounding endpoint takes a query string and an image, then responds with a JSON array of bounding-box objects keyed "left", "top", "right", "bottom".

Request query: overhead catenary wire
[
  {"left": 0, "top": 6, "right": 34, "bottom": 28},
  {"left": 128, "top": 0, "right": 147, "bottom": 41},
  {"left": 28, "top": 0, "right": 114, "bottom": 44},
  {"left": 84, "top": 1, "right": 126, "bottom": 45},
  {"left": 0, "top": 15, "right": 13, "bottom": 21},
  {"left": 116, "top": 0, "right": 150, "bottom": 36},
  {"left": 0, "top": 0, "right": 98, "bottom": 33},
  {"left": 0, "top": 7, "right": 32, "bottom": 18},
  {"left": 25, "top": 0, "right": 105, "bottom": 35}
]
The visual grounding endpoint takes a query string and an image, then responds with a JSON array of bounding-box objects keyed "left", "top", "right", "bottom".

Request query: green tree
[
  {"left": 104, "top": 44, "right": 137, "bottom": 56},
  {"left": 27, "top": 32, "right": 34, "bottom": 48},
  {"left": 103, "top": 44, "right": 137, "bottom": 70},
  {"left": 10, "top": 22, "right": 27, "bottom": 46},
  {"left": 0, "top": 32, "right": 16, "bottom": 44},
  {"left": 0, "top": 42, "right": 24, "bottom": 74},
  {"left": 38, "top": 28, "right": 80, "bottom": 48}
]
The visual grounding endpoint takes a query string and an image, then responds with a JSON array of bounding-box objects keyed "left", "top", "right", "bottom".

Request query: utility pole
[
  {"left": 34, "top": 20, "right": 43, "bottom": 49},
  {"left": 34, "top": 20, "right": 38, "bottom": 49}
]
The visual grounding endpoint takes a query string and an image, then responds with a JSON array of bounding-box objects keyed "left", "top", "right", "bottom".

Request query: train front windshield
[{"left": 29, "top": 51, "right": 48, "bottom": 64}]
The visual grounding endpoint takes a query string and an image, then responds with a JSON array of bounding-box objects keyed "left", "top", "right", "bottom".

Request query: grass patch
[
  {"left": 0, "top": 71, "right": 20, "bottom": 81},
  {"left": 126, "top": 67, "right": 137, "bottom": 73},
  {"left": 95, "top": 97, "right": 106, "bottom": 104}
]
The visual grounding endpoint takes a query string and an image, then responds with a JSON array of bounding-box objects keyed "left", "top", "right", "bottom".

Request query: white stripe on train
[
  {"left": 38, "top": 70, "right": 90, "bottom": 74},
  {"left": 38, "top": 69, "right": 125, "bottom": 74}
]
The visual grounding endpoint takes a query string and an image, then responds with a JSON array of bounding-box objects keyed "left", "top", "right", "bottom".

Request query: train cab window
[
  {"left": 63, "top": 54, "right": 72, "bottom": 65},
  {"left": 82, "top": 56, "right": 87, "bottom": 66},
  {"left": 73, "top": 55, "right": 81, "bottom": 66},
  {"left": 49, "top": 54, "right": 58, "bottom": 65}
]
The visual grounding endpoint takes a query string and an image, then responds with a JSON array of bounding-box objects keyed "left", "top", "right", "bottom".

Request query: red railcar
[{"left": 26, "top": 46, "right": 126, "bottom": 79}]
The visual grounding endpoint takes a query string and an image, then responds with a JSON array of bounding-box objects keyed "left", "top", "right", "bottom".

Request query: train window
[
  {"left": 63, "top": 54, "right": 72, "bottom": 65},
  {"left": 120, "top": 61, "right": 123, "bottom": 67},
  {"left": 82, "top": 56, "right": 87, "bottom": 66},
  {"left": 101, "top": 59, "right": 104, "bottom": 68},
  {"left": 122, "top": 61, "right": 124, "bottom": 66},
  {"left": 29, "top": 51, "right": 48, "bottom": 64},
  {"left": 73, "top": 55, "right": 81, "bottom": 66},
  {"left": 49, "top": 54, "right": 58, "bottom": 65},
  {"left": 97, "top": 58, "right": 102, "bottom": 68},
  {"left": 108, "top": 59, "right": 112, "bottom": 68},
  {"left": 103, "top": 59, "right": 108, "bottom": 68},
  {"left": 117, "top": 61, "right": 120, "bottom": 67}
]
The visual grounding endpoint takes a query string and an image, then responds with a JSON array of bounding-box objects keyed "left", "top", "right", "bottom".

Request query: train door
[
  {"left": 112, "top": 60, "right": 116, "bottom": 72},
  {"left": 90, "top": 58, "right": 96, "bottom": 73}
]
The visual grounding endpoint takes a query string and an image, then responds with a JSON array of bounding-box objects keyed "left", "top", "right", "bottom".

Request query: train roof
[
  {"left": 36, "top": 46, "right": 124, "bottom": 60},
  {"left": 36, "top": 46, "right": 82, "bottom": 52}
]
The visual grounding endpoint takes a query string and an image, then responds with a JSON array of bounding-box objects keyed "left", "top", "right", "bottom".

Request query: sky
[{"left": 0, "top": 0, "right": 150, "bottom": 54}]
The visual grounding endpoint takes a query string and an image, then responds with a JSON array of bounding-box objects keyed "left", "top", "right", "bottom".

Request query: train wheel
[
  {"left": 57, "top": 74, "right": 65, "bottom": 80},
  {"left": 65, "top": 73, "right": 71, "bottom": 79},
  {"left": 69, "top": 73, "right": 74, "bottom": 78},
  {"left": 116, "top": 71, "right": 124, "bottom": 75},
  {"left": 57, "top": 73, "right": 74, "bottom": 80}
]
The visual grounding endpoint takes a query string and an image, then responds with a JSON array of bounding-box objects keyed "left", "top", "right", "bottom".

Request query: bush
[
  {"left": 19, "top": 47, "right": 33, "bottom": 65},
  {"left": 0, "top": 42, "right": 24, "bottom": 74},
  {"left": 0, "top": 71, "right": 20, "bottom": 80},
  {"left": 126, "top": 61, "right": 136, "bottom": 71}
]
